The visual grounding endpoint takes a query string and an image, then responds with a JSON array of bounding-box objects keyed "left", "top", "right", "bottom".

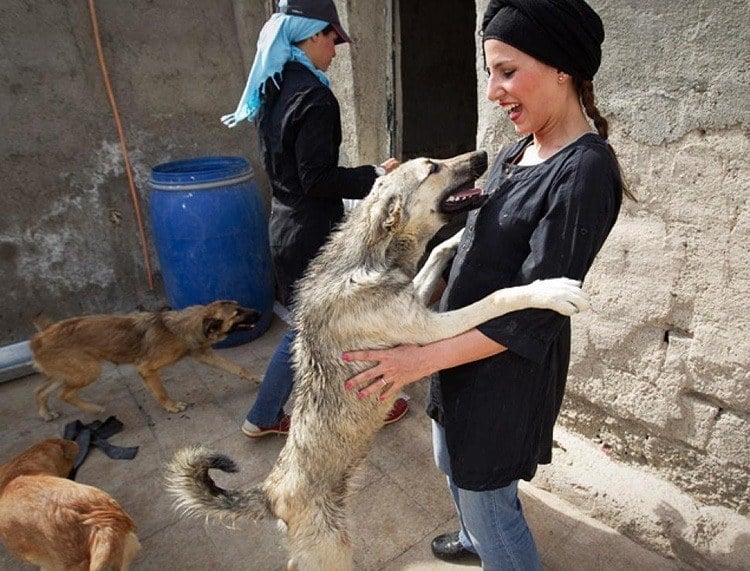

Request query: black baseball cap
[{"left": 277, "top": 0, "right": 353, "bottom": 44}]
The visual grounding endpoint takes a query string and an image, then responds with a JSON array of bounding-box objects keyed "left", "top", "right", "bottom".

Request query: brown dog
[
  {"left": 0, "top": 438, "right": 140, "bottom": 570},
  {"left": 31, "top": 300, "right": 261, "bottom": 421}
]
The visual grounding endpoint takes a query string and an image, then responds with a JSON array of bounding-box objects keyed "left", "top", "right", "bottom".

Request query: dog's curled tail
[
  {"left": 33, "top": 313, "right": 53, "bottom": 331},
  {"left": 165, "top": 445, "right": 271, "bottom": 523}
]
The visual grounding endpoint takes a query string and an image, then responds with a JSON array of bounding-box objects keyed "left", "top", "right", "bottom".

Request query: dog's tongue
[{"left": 440, "top": 187, "right": 488, "bottom": 213}]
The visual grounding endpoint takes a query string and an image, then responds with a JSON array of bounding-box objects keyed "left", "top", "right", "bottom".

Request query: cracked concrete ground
[{"left": 0, "top": 316, "right": 682, "bottom": 570}]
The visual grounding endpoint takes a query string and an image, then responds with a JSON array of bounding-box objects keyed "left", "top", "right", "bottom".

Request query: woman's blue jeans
[
  {"left": 245, "top": 330, "right": 296, "bottom": 427},
  {"left": 432, "top": 421, "right": 543, "bottom": 571}
]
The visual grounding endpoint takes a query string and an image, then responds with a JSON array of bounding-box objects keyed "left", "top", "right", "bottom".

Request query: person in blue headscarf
[{"left": 228, "top": 1, "right": 407, "bottom": 438}]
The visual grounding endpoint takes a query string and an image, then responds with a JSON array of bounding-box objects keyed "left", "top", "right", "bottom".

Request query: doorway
[{"left": 395, "top": 0, "right": 478, "bottom": 160}]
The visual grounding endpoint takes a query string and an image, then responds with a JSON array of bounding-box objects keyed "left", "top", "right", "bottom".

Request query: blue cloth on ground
[{"left": 221, "top": 13, "right": 330, "bottom": 127}]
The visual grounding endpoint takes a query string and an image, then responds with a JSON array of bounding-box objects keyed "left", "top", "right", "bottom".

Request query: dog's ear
[
  {"left": 60, "top": 439, "right": 79, "bottom": 462},
  {"left": 33, "top": 312, "right": 53, "bottom": 331},
  {"left": 202, "top": 317, "right": 224, "bottom": 338},
  {"left": 367, "top": 194, "right": 403, "bottom": 245}
]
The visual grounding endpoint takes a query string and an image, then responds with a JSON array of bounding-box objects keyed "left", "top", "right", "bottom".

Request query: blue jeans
[
  {"left": 432, "top": 421, "right": 542, "bottom": 571},
  {"left": 245, "top": 330, "right": 295, "bottom": 427}
]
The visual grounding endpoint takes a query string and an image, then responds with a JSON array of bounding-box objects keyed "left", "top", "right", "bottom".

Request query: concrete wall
[
  {"left": 473, "top": 0, "right": 749, "bottom": 567},
  {"left": 0, "top": 0, "right": 270, "bottom": 345},
  {"left": 327, "top": 1, "right": 394, "bottom": 167}
]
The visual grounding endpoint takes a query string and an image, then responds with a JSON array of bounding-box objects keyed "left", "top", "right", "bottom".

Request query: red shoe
[
  {"left": 384, "top": 397, "right": 409, "bottom": 425},
  {"left": 241, "top": 413, "right": 291, "bottom": 438}
]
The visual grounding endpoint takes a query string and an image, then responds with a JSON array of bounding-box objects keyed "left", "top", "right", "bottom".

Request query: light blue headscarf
[{"left": 220, "top": 13, "right": 331, "bottom": 127}]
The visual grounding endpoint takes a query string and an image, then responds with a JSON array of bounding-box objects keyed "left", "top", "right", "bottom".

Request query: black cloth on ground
[{"left": 63, "top": 416, "right": 138, "bottom": 480}]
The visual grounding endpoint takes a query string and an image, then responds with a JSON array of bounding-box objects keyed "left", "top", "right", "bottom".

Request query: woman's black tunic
[{"left": 427, "top": 133, "right": 622, "bottom": 491}]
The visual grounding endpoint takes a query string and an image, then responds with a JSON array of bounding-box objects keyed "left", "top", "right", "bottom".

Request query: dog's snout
[
  {"left": 443, "top": 150, "right": 488, "bottom": 177},
  {"left": 470, "top": 151, "right": 488, "bottom": 177},
  {"left": 240, "top": 308, "right": 262, "bottom": 325}
]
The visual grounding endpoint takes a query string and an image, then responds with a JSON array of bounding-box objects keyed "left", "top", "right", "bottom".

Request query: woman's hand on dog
[
  {"left": 343, "top": 329, "right": 508, "bottom": 402},
  {"left": 343, "top": 344, "right": 430, "bottom": 402}
]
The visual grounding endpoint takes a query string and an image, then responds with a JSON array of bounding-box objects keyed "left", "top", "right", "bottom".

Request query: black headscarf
[{"left": 482, "top": 0, "right": 604, "bottom": 81}]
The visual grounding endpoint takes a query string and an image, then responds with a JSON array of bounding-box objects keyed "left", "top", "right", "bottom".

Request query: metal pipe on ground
[{"left": 0, "top": 340, "right": 34, "bottom": 383}]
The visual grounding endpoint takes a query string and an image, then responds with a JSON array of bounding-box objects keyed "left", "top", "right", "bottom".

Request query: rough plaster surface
[
  {"left": 330, "top": 1, "right": 393, "bottom": 167},
  {"left": 597, "top": 0, "right": 749, "bottom": 145},
  {"left": 473, "top": 0, "right": 750, "bottom": 567},
  {"left": 534, "top": 426, "right": 750, "bottom": 569}
]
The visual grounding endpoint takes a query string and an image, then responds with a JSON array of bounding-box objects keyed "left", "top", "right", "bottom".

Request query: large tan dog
[
  {"left": 31, "top": 300, "right": 261, "bottom": 420},
  {"left": 166, "top": 151, "right": 590, "bottom": 570},
  {"left": 0, "top": 438, "right": 140, "bottom": 570}
]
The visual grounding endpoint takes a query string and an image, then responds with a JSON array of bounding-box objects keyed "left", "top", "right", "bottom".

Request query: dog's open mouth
[
  {"left": 439, "top": 185, "right": 488, "bottom": 214},
  {"left": 231, "top": 309, "right": 261, "bottom": 331}
]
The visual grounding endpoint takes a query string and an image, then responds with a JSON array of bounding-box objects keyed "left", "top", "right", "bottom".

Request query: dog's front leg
[
  {"left": 137, "top": 365, "right": 187, "bottom": 413},
  {"left": 412, "top": 229, "right": 464, "bottom": 305},
  {"left": 414, "top": 277, "right": 590, "bottom": 344},
  {"left": 191, "top": 350, "right": 260, "bottom": 383}
]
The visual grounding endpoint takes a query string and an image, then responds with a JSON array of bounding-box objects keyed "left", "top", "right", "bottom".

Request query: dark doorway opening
[{"left": 398, "top": 0, "right": 478, "bottom": 160}]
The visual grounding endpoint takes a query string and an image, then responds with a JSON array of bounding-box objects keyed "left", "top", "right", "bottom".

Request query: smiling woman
[
  {"left": 484, "top": 41, "right": 572, "bottom": 145},
  {"left": 341, "top": 0, "right": 633, "bottom": 567}
]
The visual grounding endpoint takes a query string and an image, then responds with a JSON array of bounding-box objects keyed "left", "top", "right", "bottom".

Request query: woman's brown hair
[{"left": 575, "top": 78, "right": 636, "bottom": 201}]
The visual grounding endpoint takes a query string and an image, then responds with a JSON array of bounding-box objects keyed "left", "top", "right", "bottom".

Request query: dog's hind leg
[
  {"left": 137, "top": 365, "right": 187, "bottom": 413},
  {"left": 286, "top": 497, "right": 354, "bottom": 571},
  {"left": 88, "top": 529, "right": 118, "bottom": 571},
  {"left": 121, "top": 532, "right": 141, "bottom": 570},
  {"left": 34, "top": 377, "right": 62, "bottom": 421},
  {"left": 59, "top": 384, "right": 105, "bottom": 416},
  {"left": 289, "top": 531, "right": 353, "bottom": 571},
  {"left": 89, "top": 528, "right": 140, "bottom": 571}
]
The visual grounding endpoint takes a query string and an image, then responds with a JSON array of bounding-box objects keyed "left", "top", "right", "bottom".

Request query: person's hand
[
  {"left": 380, "top": 158, "right": 400, "bottom": 174},
  {"left": 343, "top": 344, "right": 432, "bottom": 402}
]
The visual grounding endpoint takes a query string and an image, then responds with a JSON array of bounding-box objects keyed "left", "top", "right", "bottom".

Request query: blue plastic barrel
[{"left": 149, "top": 157, "right": 273, "bottom": 347}]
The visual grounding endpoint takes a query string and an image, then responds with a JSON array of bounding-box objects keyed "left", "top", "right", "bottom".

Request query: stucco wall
[
  {"left": 0, "top": 0, "right": 270, "bottom": 344},
  {"left": 474, "top": 0, "right": 749, "bottom": 567},
  {"left": 328, "top": 1, "right": 394, "bottom": 167}
]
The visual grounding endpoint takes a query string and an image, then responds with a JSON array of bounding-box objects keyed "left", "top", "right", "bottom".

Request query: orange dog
[{"left": 0, "top": 439, "right": 140, "bottom": 570}]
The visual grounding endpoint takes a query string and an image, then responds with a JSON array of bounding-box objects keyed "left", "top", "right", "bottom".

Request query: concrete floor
[{"left": 0, "top": 316, "right": 683, "bottom": 570}]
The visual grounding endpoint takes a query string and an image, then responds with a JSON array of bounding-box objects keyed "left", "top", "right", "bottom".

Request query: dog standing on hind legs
[
  {"left": 166, "top": 151, "right": 590, "bottom": 570},
  {"left": 31, "top": 300, "right": 261, "bottom": 421}
]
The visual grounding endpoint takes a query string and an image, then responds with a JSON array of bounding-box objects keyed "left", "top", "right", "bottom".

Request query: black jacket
[
  {"left": 257, "top": 62, "right": 378, "bottom": 306},
  {"left": 427, "top": 133, "right": 622, "bottom": 491}
]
